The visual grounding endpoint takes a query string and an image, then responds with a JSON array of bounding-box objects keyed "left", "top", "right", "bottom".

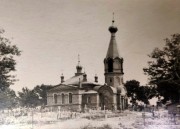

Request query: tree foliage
[
  {"left": 33, "top": 84, "right": 53, "bottom": 105},
  {"left": 144, "top": 34, "right": 180, "bottom": 103},
  {"left": 18, "top": 84, "right": 53, "bottom": 107},
  {"left": 0, "top": 88, "right": 17, "bottom": 109},
  {"left": 0, "top": 29, "right": 20, "bottom": 109},
  {"left": 124, "top": 80, "right": 155, "bottom": 104},
  {"left": 18, "top": 87, "right": 40, "bottom": 107},
  {"left": 0, "top": 29, "right": 21, "bottom": 91}
]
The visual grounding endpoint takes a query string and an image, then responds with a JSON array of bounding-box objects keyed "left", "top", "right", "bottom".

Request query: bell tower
[{"left": 104, "top": 17, "right": 124, "bottom": 88}]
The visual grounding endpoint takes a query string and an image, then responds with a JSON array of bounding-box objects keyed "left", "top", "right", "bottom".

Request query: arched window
[
  {"left": 69, "top": 93, "right": 72, "bottom": 104},
  {"left": 54, "top": 94, "right": 58, "bottom": 104},
  {"left": 62, "top": 93, "right": 65, "bottom": 104},
  {"left": 108, "top": 59, "right": 113, "bottom": 72}
]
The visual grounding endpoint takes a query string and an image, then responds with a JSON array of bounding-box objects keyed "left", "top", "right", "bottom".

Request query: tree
[
  {"left": 18, "top": 87, "right": 40, "bottom": 107},
  {"left": 124, "top": 80, "right": 155, "bottom": 104},
  {"left": 136, "top": 85, "right": 156, "bottom": 104},
  {"left": 0, "top": 29, "right": 20, "bottom": 109},
  {"left": 18, "top": 85, "right": 53, "bottom": 107},
  {"left": 144, "top": 34, "right": 180, "bottom": 103},
  {"left": 124, "top": 80, "right": 140, "bottom": 104},
  {"left": 0, "top": 88, "right": 17, "bottom": 109},
  {"left": 0, "top": 29, "right": 21, "bottom": 91},
  {"left": 33, "top": 84, "right": 53, "bottom": 105}
]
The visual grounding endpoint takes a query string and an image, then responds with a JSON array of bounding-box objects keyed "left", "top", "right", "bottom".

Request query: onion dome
[
  {"left": 60, "top": 73, "right": 65, "bottom": 83},
  {"left": 76, "top": 60, "right": 82, "bottom": 73},
  {"left": 75, "top": 55, "right": 83, "bottom": 76},
  {"left": 76, "top": 63, "right": 82, "bottom": 69},
  {"left": 109, "top": 21, "right": 118, "bottom": 33},
  {"left": 109, "top": 13, "right": 118, "bottom": 33},
  {"left": 76, "top": 55, "right": 82, "bottom": 69},
  {"left": 109, "top": 26, "right": 118, "bottom": 33}
]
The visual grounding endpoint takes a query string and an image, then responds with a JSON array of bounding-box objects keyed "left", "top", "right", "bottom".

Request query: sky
[{"left": 0, "top": 0, "right": 180, "bottom": 92}]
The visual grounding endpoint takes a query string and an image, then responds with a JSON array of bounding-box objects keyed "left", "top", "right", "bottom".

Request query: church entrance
[
  {"left": 99, "top": 93, "right": 110, "bottom": 110},
  {"left": 98, "top": 87, "right": 113, "bottom": 110}
]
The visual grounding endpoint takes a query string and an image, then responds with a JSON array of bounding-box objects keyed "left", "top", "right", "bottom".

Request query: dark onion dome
[
  {"left": 76, "top": 64, "right": 82, "bottom": 69},
  {"left": 109, "top": 25, "right": 118, "bottom": 33},
  {"left": 76, "top": 54, "right": 82, "bottom": 69}
]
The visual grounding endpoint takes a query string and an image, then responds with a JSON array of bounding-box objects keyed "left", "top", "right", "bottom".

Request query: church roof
[
  {"left": 62, "top": 74, "right": 101, "bottom": 86},
  {"left": 48, "top": 84, "right": 78, "bottom": 92},
  {"left": 48, "top": 74, "right": 101, "bottom": 92},
  {"left": 62, "top": 74, "right": 83, "bottom": 86}
]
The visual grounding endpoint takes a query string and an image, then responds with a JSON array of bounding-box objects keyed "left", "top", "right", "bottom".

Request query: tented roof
[{"left": 106, "top": 34, "right": 120, "bottom": 58}]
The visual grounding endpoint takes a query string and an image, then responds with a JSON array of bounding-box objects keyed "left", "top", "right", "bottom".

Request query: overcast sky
[{"left": 0, "top": 0, "right": 180, "bottom": 92}]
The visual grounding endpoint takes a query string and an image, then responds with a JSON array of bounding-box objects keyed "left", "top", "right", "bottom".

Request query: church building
[{"left": 47, "top": 20, "right": 128, "bottom": 111}]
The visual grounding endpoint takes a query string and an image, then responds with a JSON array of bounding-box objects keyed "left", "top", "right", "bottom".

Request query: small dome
[
  {"left": 109, "top": 25, "right": 118, "bottom": 33},
  {"left": 76, "top": 54, "right": 82, "bottom": 69},
  {"left": 76, "top": 64, "right": 82, "bottom": 69}
]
